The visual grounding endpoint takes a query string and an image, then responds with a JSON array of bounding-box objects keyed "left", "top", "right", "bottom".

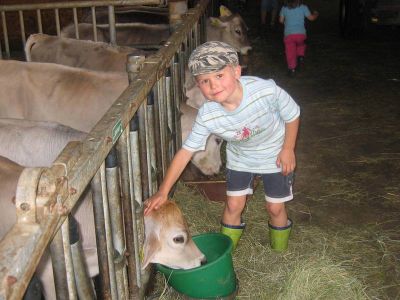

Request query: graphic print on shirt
[{"left": 234, "top": 124, "right": 265, "bottom": 142}]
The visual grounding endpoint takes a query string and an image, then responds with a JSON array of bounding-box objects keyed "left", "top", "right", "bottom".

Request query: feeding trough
[{"left": 157, "top": 233, "right": 237, "bottom": 299}]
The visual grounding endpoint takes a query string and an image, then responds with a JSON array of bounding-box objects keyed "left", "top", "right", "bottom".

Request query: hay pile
[{"left": 149, "top": 182, "right": 399, "bottom": 299}]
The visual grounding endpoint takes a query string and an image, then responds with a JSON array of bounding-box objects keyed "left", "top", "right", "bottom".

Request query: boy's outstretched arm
[
  {"left": 276, "top": 117, "right": 300, "bottom": 175},
  {"left": 144, "top": 148, "right": 193, "bottom": 216}
]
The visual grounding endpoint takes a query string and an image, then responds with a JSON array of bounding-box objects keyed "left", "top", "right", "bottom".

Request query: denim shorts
[{"left": 226, "top": 169, "right": 294, "bottom": 203}]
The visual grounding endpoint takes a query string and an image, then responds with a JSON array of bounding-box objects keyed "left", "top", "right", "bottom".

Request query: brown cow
[
  {"left": 0, "top": 60, "right": 128, "bottom": 132},
  {"left": 0, "top": 60, "right": 221, "bottom": 175},
  {"left": 61, "top": 5, "right": 252, "bottom": 55},
  {"left": 25, "top": 33, "right": 146, "bottom": 72}
]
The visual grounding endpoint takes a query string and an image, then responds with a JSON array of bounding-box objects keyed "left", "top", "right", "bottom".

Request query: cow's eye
[
  {"left": 235, "top": 29, "right": 242, "bottom": 36},
  {"left": 173, "top": 236, "right": 185, "bottom": 244},
  {"left": 215, "top": 138, "right": 223, "bottom": 145}
]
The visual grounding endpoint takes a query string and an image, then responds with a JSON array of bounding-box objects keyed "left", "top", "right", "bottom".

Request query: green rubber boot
[
  {"left": 268, "top": 219, "right": 292, "bottom": 252},
  {"left": 220, "top": 222, "right": 246, "bottom": 251}
]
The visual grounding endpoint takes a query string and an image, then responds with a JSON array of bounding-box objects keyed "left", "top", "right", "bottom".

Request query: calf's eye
[{"left": 173, "top": 236, "right": 185, "bottom": 244}]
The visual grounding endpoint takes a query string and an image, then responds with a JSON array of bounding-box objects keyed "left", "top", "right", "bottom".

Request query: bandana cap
[{"left": 188, "top": 41, "right": 239, "bottom": 76}]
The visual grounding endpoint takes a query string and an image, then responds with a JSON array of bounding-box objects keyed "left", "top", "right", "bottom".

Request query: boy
[{"left": 144, "top": 41, "right": 300, "bottom": 252}]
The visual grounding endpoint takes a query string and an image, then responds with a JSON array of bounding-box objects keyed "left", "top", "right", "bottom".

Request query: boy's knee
[
  {"left": 226, "top": 197, "right": 246, "bottom": 214},
  {"left": 266, "top": 202, "right": 285, "bottom": 217}
]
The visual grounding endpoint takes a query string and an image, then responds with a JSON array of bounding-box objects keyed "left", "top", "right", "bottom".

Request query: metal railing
[
  {"left": 0, "top": 0, "right": 169, "bottom": 59},
  {"left": 0, "top": 0, "right": 209, "bottom": 298}
]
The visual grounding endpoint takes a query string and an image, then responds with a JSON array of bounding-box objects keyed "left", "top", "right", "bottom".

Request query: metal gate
[{"left": 0, "top": 0, "right": 210, "bottom": 298}]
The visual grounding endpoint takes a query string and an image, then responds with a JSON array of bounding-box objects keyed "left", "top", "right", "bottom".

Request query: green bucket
[{"left": 156, "top": 232, "right": 237, "bottom": 299}]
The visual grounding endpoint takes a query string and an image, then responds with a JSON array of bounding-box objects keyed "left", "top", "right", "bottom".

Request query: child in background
[
  {"left": 261, "top": 0, "right": 279, "bottom": 29},
  {"left": 144, "top": 41, "right": 300, "bottom": 252},
  {"left": 279, "top": 0, "right": 319, "bottom": 76}
]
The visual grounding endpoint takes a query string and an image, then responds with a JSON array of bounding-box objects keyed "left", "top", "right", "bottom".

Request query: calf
[{"left": 142, "top": 200, "right": 205, "bottom": 269}]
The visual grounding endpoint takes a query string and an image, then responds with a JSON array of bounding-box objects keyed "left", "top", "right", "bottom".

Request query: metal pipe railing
[{"left": 0, "top": 1, "right": 210, "bottom": 298}]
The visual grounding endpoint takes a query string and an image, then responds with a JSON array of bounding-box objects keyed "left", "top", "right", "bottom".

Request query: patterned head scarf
[{"left": 188, "top": 41, "right": 239, "bottom": 76}]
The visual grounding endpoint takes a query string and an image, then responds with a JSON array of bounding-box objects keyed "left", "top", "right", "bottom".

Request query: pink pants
[{"left": 284, "top": 34, "right": 307, "bottom": 69}]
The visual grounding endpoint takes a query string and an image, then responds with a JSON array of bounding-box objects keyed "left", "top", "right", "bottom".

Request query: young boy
[{"left": 144, "top": 41, "right": 300, "bottom": 252}]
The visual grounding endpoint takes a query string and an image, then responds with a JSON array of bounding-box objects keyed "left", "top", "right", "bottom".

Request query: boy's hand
[
  {"left": 276, "top": 148, "right": 296, "bottom": 175},
  {"left": 144, "top": 192, "right": 168, "bottom": 216}
]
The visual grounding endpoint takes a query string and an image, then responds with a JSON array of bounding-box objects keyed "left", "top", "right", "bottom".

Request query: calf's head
[{"left": 142, "top": 201, "right": 206, "bottom": 270}]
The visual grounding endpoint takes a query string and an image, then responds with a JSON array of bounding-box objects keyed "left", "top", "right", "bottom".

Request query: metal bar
[
  {"left": 18, "top": 10, "right": 26, "bottom": 48},
  {"left": 108, "top": 5, "right": 117, "bottom": 45},
  {"left": 49, "top": 230, "right": 69, "bottom": 300},
  {"left": 0, "top": 1, "right": 162, "bottom": 11},
  {"left": 116, "top": 128, "right": 140, "bottom": 298},
  {"left": 138, "top": 103, "right": 150, "bottom": 200},
  {"left": 1, "top": 11, "right": 10, "bottom": 58},
  {"left": 172, "top": 53, "right": 182, "bottom": 150},
  {"left": 91, "top": 6, "right": 98, "bottom": 41},
  {"left": 100, "top": 163, "right": 118, "bottom": 300},
  {"left": 128, "top": 116, "right": 144, "bottom": 288},
  {"left": 73, "top": 7, "right": 79, "bottom": 39},
  {"left": 69, "top": 216, "right": 96, "bottom": 299},
  {"left": 165, "top": 67, "right": 174, "bottom": 163},
  {"left": 61, "top": 216, "right": 78, "bottom": 300},
  {"left": 55, "top": 8, "right": 61, "bottom": 36},
  {"left": 105, "top": 148, "right": 128, "bottom": 299},
  {"left": 146, "top": 93, "right": 158, "bottom": 194},
  {"left": 36, "top": 9, "right": 43, "bottom": 33},
  {"left": 152, "top": 85, "right": 164, "bottom": 187},
  {"left": 91, "top": 170, "right": 112, "bottom": 300}
]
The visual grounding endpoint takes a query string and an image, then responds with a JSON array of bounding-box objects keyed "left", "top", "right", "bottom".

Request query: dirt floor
[{"left": 159, "top": 0, "right": 400, "bottom": 299}]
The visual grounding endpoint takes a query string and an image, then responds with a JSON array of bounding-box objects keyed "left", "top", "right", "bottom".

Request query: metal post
[
  {"left": 1, "top": 11, "right": 10, "bottom": 58},
  {"left": 105, "top": 147, "right": 128, "bottom": 300},
  {"left": 99, "top": 163, "right": 118, "bottom": 300},
  {"left": 60, "top": 215, "right": 78, "bottom": 299},
  {"left": 36, "top": 9, "right": 43, "bottom": 33},
  {"left": 91, "top": 6, "right": 98, "bottom": 41},
  {"left": 69, "top": 216, "right": 96, "bottom": 299},
  {"left": 18, "top": 10, "right": 26, "bottom": 48},
  {"left": 146, "top": 93, "right": 158, "bottom": 194},
  {"left": 165, "top": 67, "right": 175, "bottom": 163},
  {"left": 91, "top": 170, "right": 112, "bottom": 300},
  {"left": 172, "top": 53, "right": 182, "bottom": 150},
  {"left": 49, "top": 230, "right": 69, "bottom": 300},
  {"left": 108, "top": 5, "right": 116, "bottom": 45},
  {"left": 116, "top": 128, "right": 140, "bottom": 298},
  {"left": 55, "top": 8, "right": 61, "bottom": 36}
]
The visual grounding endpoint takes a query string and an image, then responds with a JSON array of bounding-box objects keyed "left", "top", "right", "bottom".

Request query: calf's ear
[
  {"left": 209, "top": 17, "right": 228, "bottom": 28},
  {"left": 142, "top": 233, "right": 161, "bottom": 270},
  {"left": 219, "top": 5, "right": 232, "bottom": 17}
]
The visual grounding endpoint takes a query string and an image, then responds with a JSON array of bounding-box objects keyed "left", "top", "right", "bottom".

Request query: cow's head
[
  {"left": 209, "top": 6, "right": 252, "bottom": 55},
  {"left": 142, "top": 201, "right": 206, "bottom": 270}
]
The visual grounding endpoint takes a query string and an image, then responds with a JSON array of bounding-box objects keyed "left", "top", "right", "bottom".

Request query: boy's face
[{"left": 195, "top": 65, "right": 242, "bottom": 105}]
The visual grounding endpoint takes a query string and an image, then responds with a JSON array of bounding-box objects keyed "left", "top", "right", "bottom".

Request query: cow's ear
[
  {"left": 210, "top": 17, "right": 227, "bottom": 28},
  {"left": 142, "top": 233, "right": 161, "bottom": 270},
  {"left": 219, "top": 5, "right": 232, "bottom": 17}
]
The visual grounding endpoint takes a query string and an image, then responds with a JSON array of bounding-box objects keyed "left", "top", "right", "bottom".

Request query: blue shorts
[
  {"left": 226, "top": 169, "right": 294, "bottom": 203},
  {"left": 261, "top": 0, "right": 279, "bottom": 11}
]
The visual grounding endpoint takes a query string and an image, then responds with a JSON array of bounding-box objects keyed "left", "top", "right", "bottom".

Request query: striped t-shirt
[{"left": 183, "top": 76, "right": 300, "bottom": 173}]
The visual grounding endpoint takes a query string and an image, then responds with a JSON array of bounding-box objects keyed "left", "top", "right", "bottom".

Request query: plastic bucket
[{"left": 156, "top": 232, "right": 236, "bottom": 299}]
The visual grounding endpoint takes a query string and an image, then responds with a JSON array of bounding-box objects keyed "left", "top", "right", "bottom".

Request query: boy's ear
[
  {"left": 219, "top": 5, "right": 232, "bottom": 17},
  {"left": 234, "top": 65, "right": 242, "bottom": 79}
]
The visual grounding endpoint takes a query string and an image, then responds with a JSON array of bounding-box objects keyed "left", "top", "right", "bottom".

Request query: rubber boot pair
[
  {"left": 220, "top": 222, "right": 245, "bottom": 251},
  {"left": 268, "top": 219, "right": 293, "bottom": 252}
]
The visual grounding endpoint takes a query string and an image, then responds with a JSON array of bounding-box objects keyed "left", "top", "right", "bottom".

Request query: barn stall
[{"left": 0, "top": 0, "right": 214, "bottom": 298}]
